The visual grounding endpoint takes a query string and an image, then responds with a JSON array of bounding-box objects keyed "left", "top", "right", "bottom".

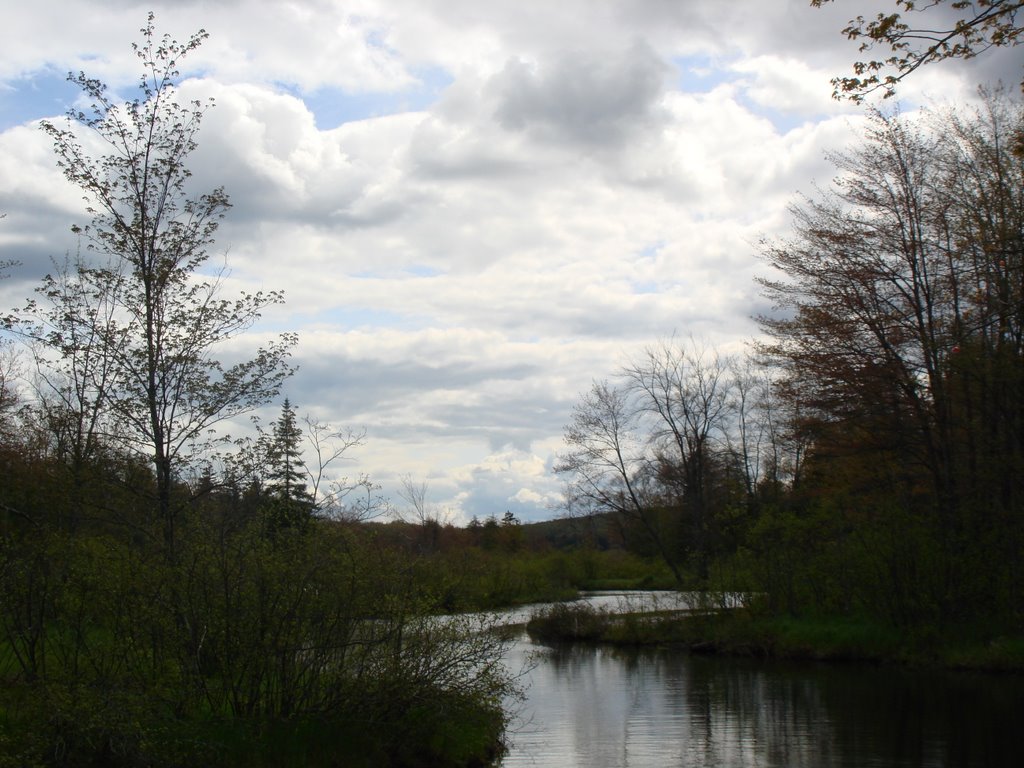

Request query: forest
[
  {"left": 1, "top": 6, "right": 1023, "bottom": 768},
  {"left": 559, "top": 90, "right": 1024, "bottom": 636}
]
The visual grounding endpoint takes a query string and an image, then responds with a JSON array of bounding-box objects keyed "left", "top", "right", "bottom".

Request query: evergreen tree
[
  {"left": 266, "top": 399, "right": 309, "bottom": 502},
  {"left": 263, "top": 399, "right": 314, "bottom": 532}
]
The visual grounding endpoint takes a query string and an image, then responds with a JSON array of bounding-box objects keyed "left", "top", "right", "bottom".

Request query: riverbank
[
  {"left": 0, "top": 681, "right": 507, "bottom": 768},
  {"left": 525, "top": 602, "right": 1024, "bottom": 672}
]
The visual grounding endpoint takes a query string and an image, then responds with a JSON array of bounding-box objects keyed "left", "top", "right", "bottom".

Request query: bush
[
  {"left": 0, "top": 514, "right": 517, "bottom": 767},
  {"left": 526, "top": 602, "right": 613, "bottom": 643}
]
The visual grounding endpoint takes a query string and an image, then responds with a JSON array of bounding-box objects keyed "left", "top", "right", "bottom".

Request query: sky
[{"left": 0, "top": 1, "right": 1019, "bottom": 523}]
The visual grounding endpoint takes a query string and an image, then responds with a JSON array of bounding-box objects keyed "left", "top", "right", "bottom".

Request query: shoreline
[{"left": 524, "top": 604, "right": 1024, "bottom": 674}]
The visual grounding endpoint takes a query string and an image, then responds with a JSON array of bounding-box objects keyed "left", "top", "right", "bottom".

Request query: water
[{"left": 497, "top": 593, "right": 1022, "bottom": 767}]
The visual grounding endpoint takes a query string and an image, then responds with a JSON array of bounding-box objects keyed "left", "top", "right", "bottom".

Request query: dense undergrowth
[{"left": 0, "top": 510, "right": 524, "bottom": 768}]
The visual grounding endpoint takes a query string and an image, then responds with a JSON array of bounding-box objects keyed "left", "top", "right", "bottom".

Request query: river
[{"left": 495, "top": 592, "right": 1021, "bottom": 767}]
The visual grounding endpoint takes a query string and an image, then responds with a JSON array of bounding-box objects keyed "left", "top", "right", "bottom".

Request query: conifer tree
[{"left": 263, "top": 398, "right": 314, "bottom": 532}]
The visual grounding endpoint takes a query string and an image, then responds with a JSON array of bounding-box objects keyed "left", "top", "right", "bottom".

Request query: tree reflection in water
[{"left": 501, "top": 636, "right": 1017, "bottom": 767}]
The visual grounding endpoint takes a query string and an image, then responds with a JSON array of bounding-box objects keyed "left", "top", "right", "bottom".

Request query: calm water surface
[{"left": 497, "top": 594, "right": 1021, "bottom": 767}]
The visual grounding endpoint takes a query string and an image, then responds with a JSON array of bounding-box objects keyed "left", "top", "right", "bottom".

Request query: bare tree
[
  {"left": 623, "top": 338, "right": 734, "bottom": 583},
  {"left": 398, "top": 475, "right": 432, "bottom": 526},
  {"left": 397, "top": 475, "right": 452, "bottom": 552},
  {"left": 556, "top": 379, "right": 684, "bottom": 583},
  {"left": 729, "top": 359, "right": 808, "bottom": 500},
  {"left": 302, "top": 416, "right": 386, "bottom": 521}
]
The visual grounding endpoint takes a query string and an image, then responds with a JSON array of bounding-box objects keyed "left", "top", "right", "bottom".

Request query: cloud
[
  {"left": 3, "top": 0, "right": 1012, "bottom": 522},
  {"left": 729, "top": 55, "right": 842, "bottom": 116},
  {"left": 490, "top": 41, "right": 670, "bottom": 149},
  {"left": 436, "top": 444, "right": 564, "bottom": 525}
]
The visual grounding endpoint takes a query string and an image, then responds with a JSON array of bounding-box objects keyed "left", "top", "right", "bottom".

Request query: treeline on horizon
[{"left": 556, "top": 89, "right": 1024, "bottom": 639}]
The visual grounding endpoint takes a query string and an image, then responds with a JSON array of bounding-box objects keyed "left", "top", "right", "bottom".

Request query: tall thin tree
[{"left": 35, "top": 15, "right": 295, "bottom": 555}]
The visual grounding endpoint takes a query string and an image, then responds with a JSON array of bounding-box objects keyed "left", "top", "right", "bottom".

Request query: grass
[
  {"left": 577, "top": 574, "right": 678, "bottom": 591},
  {"left": 526, "top": 602, "right": 1024, "bottom": 672},
  {"left": 934, "top": 635, "right": 1024, "bottom": 671}
]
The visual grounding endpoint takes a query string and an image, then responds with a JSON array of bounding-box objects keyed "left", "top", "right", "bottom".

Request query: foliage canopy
[{"left": 813, "top": 0, "right": 1024, "bottom": 100}]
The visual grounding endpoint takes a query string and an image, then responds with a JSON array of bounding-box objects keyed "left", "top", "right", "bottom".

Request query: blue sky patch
[
  {"left": 404, "top": 264, "right": 442, "bottom": 278},
  {"left": 671, "top": 54, "right": 736, "bottom": 94},
  {"left": 0, "top": 69, "right": 81, "bottom": 129},
  {"left": 283, "top": 66, "right": 452, "bottom": 129}
]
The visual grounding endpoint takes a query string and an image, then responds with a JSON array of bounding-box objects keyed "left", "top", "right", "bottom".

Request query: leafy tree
[
  {"left": 757, "top": 92, "right": 1024, "bottom": 625},
  {"left": 813, "top": 0, "right": 1024, "bottom": 100},
  {"left": 33, "top": 14, "right": 295, "bottom": 554},
  {"left": 13, "top": 254, "right": 122, "bottom": 529},
  {"left": 0, "top": 237, "right": 19, "bottom": 448},
  {"left": 0, "top": 18, "right": 516, "bottom": 767},
  {"left": 479, "top": 513, "right": 502, "bottom": 551}
]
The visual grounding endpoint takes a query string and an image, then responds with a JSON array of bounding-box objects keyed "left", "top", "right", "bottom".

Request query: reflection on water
[
  {"left": 499, "top": 600, "right": 1019, "bottom": 767},
  {"left": 485, "top": 590, "right": 710, "bottom": 630}
]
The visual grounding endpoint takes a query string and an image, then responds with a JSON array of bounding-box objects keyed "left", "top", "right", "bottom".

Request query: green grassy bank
[{"left": 525, "top": 602, "right": 1024, "bottom": 672}]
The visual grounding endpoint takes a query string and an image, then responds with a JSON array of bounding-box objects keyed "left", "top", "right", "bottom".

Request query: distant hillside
[{"left": 520, "top": 513, "right": 624, "bottom": 551}]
